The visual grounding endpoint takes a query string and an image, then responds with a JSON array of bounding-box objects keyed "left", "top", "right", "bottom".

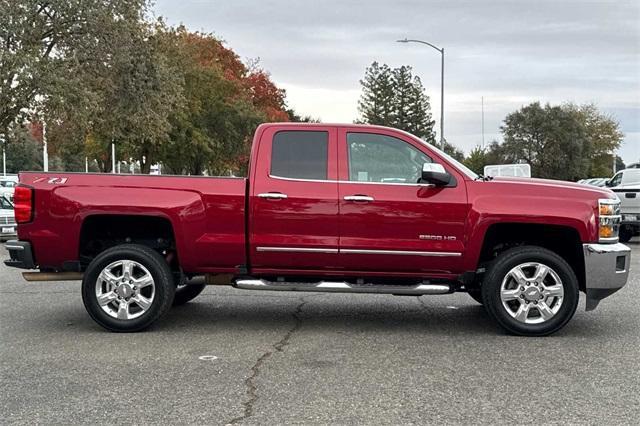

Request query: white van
[
  {"left": 484, "top": 163, "right": 531, "bottom": 178},
  {"left": 606, "top": 168, "right": 640, "bottom": 188}
]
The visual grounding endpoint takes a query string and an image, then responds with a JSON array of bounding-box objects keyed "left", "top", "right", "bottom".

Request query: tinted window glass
[
  {"left": 271, "top": 131, "right": 328, "bottom": 180},
  {"left": 610, "top": 172, "right": 622, "bottom": 187},
  {"left": 347, "top": 133, "right": 431, "bottom": 183}
]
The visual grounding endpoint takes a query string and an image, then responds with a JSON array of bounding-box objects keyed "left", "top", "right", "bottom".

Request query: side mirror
[
  {"left": 421, "top": 163, "right": 451, "bottom": 186},
  {"left": 605, "top": 179, "right": 612, "bottom": 187}
]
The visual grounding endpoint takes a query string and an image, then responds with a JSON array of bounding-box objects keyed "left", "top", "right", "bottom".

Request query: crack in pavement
[{"left": 227, "top": 296, "right": 310, "bottom": 425}]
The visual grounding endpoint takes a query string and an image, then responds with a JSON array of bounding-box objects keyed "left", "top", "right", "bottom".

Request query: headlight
[{"left": 598, "top": 198, "right": 621, "bottom": 243}]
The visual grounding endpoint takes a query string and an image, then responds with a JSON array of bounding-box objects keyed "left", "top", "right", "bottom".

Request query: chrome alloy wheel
[
  {"left": 95, "top": 260, "right": 156, "bottom": 320},
  {"left": 500, "top": 262, "right": 564, "bottom": 324}
]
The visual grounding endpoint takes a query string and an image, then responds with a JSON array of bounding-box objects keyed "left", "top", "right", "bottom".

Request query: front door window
[{"left": 347, "top": 133, "right": 431, "bottom": 184}]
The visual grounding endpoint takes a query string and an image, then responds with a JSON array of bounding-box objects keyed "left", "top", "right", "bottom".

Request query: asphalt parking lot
[{"left": 1, "top": 242, "right": 639, "bottom": 425}]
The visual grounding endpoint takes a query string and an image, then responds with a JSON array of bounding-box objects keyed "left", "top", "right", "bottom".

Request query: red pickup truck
[{"left": 5, "top": 123, "right": 631, "bottom": 335}]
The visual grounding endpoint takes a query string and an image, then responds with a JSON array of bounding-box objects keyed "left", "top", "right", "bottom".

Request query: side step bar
[
  {"left": 22, "top": 272, "right": 84, "bottom": 282},
  {"left": 234, "top": 279, "right": 453, "bottom": 295}
]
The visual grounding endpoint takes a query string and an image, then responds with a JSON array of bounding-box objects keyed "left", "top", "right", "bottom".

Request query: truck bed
[{"left": 17, "top": 172, "right": 248, "bottom": 273}]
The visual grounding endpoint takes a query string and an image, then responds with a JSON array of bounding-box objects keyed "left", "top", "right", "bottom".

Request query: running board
[{"left": 234, "top": 279, "right": 453, "bottom": 295}]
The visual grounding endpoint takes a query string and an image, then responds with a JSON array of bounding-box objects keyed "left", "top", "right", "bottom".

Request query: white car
[{"left": 0, "top": 195, "right": 16, "bottom": 240}]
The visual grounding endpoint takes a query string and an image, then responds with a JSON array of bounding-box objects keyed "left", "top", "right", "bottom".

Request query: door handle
[
  {"left": 344, "top": 195, "right": 374, "bottom": 202},
  {"left": 258, "top": 192, "right": 288, "bottom": 199}
]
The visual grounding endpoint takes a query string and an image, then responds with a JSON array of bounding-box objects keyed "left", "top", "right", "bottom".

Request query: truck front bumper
[
  {"left": 4, "top": 240, "right": 36, "bottom": 269},
  {"left": 583, "top": 243, "right": 631, "bottom": 311}
]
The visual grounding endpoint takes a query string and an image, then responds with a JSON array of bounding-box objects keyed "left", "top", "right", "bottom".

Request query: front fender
[{"left": 462, "top": 193, "right": 597, "bottom": 272}]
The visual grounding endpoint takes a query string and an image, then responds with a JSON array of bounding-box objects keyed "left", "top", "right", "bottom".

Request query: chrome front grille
[{"left": 1, "top": 216, "right": 16, "bottom": 225}]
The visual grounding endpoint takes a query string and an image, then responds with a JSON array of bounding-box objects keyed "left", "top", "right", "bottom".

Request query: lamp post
[
  {"left": 397, "top": 38, "right": 445, "bottom": 150},
  {"left": 111, "top": 141, "right": 116, "bottom": 174},
  {"left": 1, "top": 135, "right": 5, "bottom": 177},
  {"left": 42, "top": 121, "right": 48, "bottom": 172}
]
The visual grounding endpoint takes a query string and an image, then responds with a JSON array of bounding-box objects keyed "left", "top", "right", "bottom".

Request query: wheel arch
[
  {"left": 473, "top": 222, "right": 585, "bottom": 292},
  {"left": 78, "top": 214, "right": 178, "bottom": 271}
]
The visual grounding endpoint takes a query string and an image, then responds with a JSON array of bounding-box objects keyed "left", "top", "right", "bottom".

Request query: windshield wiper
[{"left": 475, "top": 174, "right": 494, "bottom": 181}]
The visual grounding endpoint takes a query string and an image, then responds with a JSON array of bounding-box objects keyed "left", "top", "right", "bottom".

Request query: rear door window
[{"left": 271, "top": 131, "right": 329, "bottom": 180}]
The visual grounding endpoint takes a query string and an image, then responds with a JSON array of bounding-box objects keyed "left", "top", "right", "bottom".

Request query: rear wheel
[
  {"left": 481, "top": 246, "right": 579, "bottom": 336},
  {"left": 82, "top": 244, "right": 175, "bottom": 332}
]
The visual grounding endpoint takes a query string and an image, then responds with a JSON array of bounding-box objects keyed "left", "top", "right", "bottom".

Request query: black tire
[
  {"left": 619, "top": 226, "right": 633, "bottom": 243},
  {"left": 82, "top": 244, "right": 175, "bottom": 332},
  {"left": 481, "top": 246, "right": 579, "bottom": 336},
  {"left": 173, "top": 280, "right": 206, "bottom": 306},
  {"left": 467, "top": 288, "right": 484, "bottom": 304}
]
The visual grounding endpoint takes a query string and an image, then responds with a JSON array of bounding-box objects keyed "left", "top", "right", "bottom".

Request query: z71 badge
[{"left": 33, "top": 177, "right": 68, "bottom": 184}]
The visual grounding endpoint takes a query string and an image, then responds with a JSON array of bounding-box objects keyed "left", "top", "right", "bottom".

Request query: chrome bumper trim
[
  {"left": 583, "top": 243, "right": 631, "bottom": 311},
  {"left": 341, "top": 249, "right": 462, "bottom": 257},
  {"left": 256, "top": 247, "right": 339, "bottom": 254},
  {"left": 256, "top": 247, "right": 461, "bottom": 257}
]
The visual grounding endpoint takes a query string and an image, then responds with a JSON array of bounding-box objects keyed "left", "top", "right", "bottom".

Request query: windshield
[
  {"left": 416, "top": 138, "right": 479, "bottom": 180},
  {"left": 0, "top": 195, "right": 13, "bottom": 210}
]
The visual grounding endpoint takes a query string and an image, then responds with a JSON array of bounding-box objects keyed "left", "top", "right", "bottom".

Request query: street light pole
[
  {"left": 397, "top": 38, "right": 445, "bottom": 150},
  {"left": 1, "top": 136, "right": 5, "bottom": 177},
  {"left": 42, "top": 121, "right": 48, "bottom": 172},
  {"left": 111, "top": 142, "right": 116, "bottom": 174}
]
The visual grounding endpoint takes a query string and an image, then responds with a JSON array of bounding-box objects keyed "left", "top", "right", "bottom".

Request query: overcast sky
[{"left": 154, "top": 0, "right": 639, "bottom": 166}]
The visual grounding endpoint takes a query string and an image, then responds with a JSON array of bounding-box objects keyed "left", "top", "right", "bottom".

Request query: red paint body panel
[
  {"left": 16, "top": 123, "right": 617, "bottom": 280},
  {"left": 336, "top": 126, "right": 469, "bottom": 274},
  {"left": 249, "top": 125, "right": 339, "bottom": 271},
  {"left": 18, "top": 173, "right": 246, "bottom": 273}
]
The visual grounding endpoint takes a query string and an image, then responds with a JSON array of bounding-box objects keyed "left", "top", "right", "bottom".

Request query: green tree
[
  {"left": 499, "top": 102, "right": 623, "bottom": 180},
  {"left": 3, "top": 126, "right": 42, "bottom": 173},
  {"left": 77, "top": 19, "right": 184, "bottom": 173},
  {"left": 45, "top": 120, "right": 86, "bottom": 171},
  {"left": 567, "top": 104, "right": 623, "bottom": 178},
  {"left": 113, "top": 22, "right": 184, "bottom": 174},
  {"left": 406, "top": 75, "right": 436, "bottom": 143},
  {"left": 357, "top": 62, "right": 395, "bottom": 126},
  {"left": 441, "top": 140, "right": 465, "bottom": 162},
  {"left": 463, "top": 146, "right": 488, "bottom": 174},
  {"left": 358, "top": 62, "right": 436, "bottom": 142},
  {"left": 391, "top": 65, "right": 413, "bottom": 131},
  {"left": 286, "top": 109, "right": 319, "bottom": 123},
  {"left": 160, "top": 29, "right": 263, "bottom": 176},
  {"left": 501, "top": 102, "right": 584, "bottom": 180},
  {"left": 0, "top": 0, "right": 147, "bottom": 134}
]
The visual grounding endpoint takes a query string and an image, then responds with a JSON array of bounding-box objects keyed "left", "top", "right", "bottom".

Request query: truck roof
[{"left": 257, "top": 122, "right": 406, "bottom": 132}]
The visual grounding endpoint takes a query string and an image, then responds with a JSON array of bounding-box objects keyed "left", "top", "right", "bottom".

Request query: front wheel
[
  {"left": 82, "top": 244, "right": 175, "bottom": 332},
  {"left": 467, "top": 288, "right": 483, "bottom": 304},
  {"left": 481, "top": 246, "right": 579, "bottom": 336},
  {"left": 619, "top": 226, "right": 633, "bottom": 243}
]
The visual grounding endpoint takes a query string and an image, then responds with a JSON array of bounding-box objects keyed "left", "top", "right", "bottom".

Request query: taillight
[{"left": 13, "top": 186, "right": 33, "bottom": 223}]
